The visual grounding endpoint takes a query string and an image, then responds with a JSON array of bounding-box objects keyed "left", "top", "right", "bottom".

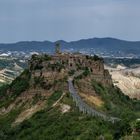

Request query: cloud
[{"left": 0, "top": 0, "right": 140, "bottom": 42}]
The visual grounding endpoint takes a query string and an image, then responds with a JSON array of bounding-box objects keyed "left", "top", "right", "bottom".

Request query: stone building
[{"left": 29, "top": 45, "right": 112, "bottom": 86}]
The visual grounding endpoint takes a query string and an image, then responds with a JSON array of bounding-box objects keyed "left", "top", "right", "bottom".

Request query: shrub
[
  {"left": 47, "top": 91, "right": 63, "bottom": 107},
  {"left": 0, "top": 84, "right": 9, "bottom": 98},
  {"left": 10, "top": 69, "right": 31, "bottom": 97},
  {"left": 68, "top": 70, "right": 75, "bottom": 76},
  {"left": 43, "top": 54, "right": 51, "bottom": 61},
  {"left": 83, "top": 67, "right": 90, "bottom": 76},
  {"left": 86, "top": 55, "right": 103, "bottom": 61},
  {"left": 133, "top": 120, "right": 140, "bottom": 133}
]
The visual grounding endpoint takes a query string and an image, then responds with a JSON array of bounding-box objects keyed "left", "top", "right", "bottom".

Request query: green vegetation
[
  {"left": 0, "top": 84, "right": 9, "bottom": 98},
  {"left": 133, "top": 119, "right": 140, "bottom": 132},
  {"left": 0, "top": 108, "right": 22, "bottom": 140},
  {"left": 91, "top": 80, "right": 140, "bottom": 139},
  {"left": 0, "top": 75, "right": 139, "bottom": 140},
  {"left": 55, "top": 43, "right": 61, "bottom": 54},
  {"left": 43, "top": 54, "right": 52, "bottom": 61},
  {"left": 47, "top": 91, "right": 63, "bottom": 107},
  {"left": 0, "top": 69, "right": 31, "bottom": 108},
  {"left": 86, "top": 55, "right": 103, "bottom": 61},
  {"left": 0, "top": 92, "right": 131, "bottom": 140},
  {"left": 31, "top": 54, "right": 51, "bottom": 70},
  {"left": 31, "top": 54, "right": 51, "bottom": 62},
  {"left": 34, "top": 64, "right": 43, "bottom": 70},
  {"left": 121, "top": 120, "right": 140, "bottom": 139},
  {"left": 48, "top": 62, "right": 64, "bottom": 72},
  {"left": 92, "top": 80, "right": 140, "bottom": 119},
  {"left": 83, "top": 67, "right": 91, "bottom": 76},
  {"left": 0, "top": 53, "right": 140, "bottom": 140},
  {"left": 74, "top": 67, "right": 90, "bottom": 80},
  {"left": 76, "top": 63, "right": 83, "bottom": 70},
  {"left": 68, "top": 70, "right": 75, "bottom": 76},
  {"left": 10, "top": 69, "right": 31, "bottom": 97}
]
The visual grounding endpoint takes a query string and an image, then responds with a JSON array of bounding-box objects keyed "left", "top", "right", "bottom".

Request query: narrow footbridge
[{"left": 68, "top": 77, "right": 120, "bottom": 123}]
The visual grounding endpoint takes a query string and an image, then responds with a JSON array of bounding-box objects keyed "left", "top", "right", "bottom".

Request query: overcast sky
[{"left": 0, "top": 0, "right": 140, "bottom": 43}]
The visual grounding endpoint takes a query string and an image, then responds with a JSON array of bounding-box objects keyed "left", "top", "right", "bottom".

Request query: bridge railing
[{"left": 68, "top": 78, "right": 120, "bottom": 123}]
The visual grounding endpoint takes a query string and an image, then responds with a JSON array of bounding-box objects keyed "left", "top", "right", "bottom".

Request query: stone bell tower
[{"left": 55, "top": 43, "right": 61, "bottom": 54}]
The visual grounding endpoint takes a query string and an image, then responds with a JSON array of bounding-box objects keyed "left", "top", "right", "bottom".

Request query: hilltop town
[
  {"left": 29, "top": 43, "right": 112, "bottom": 87},
  {"left": 0, "top": 44, "right": 139, "bottom": 140}
]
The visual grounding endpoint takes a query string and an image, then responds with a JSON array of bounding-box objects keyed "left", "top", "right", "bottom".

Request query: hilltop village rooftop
[{"left": 28, "top": 44, "right": 112, "bottom": 86}]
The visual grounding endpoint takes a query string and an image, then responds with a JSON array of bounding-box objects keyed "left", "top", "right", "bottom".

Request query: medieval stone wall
[{"left": 29, "top": 53, "right": 112, "bottom": 86}]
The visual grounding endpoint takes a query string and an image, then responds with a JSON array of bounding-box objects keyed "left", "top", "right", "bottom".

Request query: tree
[
  {"left": 55, "top": 43, "right": 61, "bottom": 54},
  {"left": 133, "top": 120, "right": 140, "bottom": 133}
]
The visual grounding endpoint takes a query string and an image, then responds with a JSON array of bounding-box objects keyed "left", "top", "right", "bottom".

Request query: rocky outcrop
[
  {"left": 29, "top": 53, "right": 112, "bottom": 86},
  {"left": 106, "top": 65, "right": 140, "bottom": 99}
]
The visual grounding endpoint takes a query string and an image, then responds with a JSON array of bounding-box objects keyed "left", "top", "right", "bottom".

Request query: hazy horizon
[{"left": 1, "top": 37, "right": 140, "bottom": 44}]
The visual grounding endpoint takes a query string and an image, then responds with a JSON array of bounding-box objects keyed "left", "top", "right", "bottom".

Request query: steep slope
[
  {"left": 0, "top": 58, "right": 26, "bottom": 85},
  {"left": 0, "top": 92, "right": 123, "bottom": 140},
  {"left": 68, "top": 77, "right": 120, "bottom": 123},
  {"left": 0, "top": 53, "right": 140, "bottom": 140},
  {"left": 105, "top": 65, "right": 140, "bottom": 99}
]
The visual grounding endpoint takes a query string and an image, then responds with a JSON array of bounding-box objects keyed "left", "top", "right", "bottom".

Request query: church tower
[{"left": 55, "top": 43, "right": 61, "bottom": 54}]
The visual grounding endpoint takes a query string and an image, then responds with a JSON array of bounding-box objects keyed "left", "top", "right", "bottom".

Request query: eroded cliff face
[
  {"left": 29, "top": 53, "right": 112, "bottom": 87},
  {"left": 105, "top": 65, "right": 140, "bottom": 99},
  {"left": 0, "top": 53, "right": 113, "bottom": 125},
  {"left": 0, "top": 53, "right": 140, "bottom": 140}
]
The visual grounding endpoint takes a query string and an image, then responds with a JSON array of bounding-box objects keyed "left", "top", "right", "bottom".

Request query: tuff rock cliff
[{"left": 0, "top": 52, "right": 139, "bottom": 140}]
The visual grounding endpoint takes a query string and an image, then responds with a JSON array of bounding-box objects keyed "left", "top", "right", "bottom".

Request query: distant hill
[{"left": 0, "top": 37, "right": 140, "bottom": 57}]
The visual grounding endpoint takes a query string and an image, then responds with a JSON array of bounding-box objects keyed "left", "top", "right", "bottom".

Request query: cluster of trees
[
  {"left": 48, "top": 62, "right": 64, "bottom": 72},
  {"left": 86, "top": 55, "right": 103, "bottom": 61},
  {"left": 10, "top": 69, "right": 31, "bottom": 96},
  {"left": 31, "top": 54, "right": 52, "bottom": 71},
  {"left": 83, "top": 67, "right": 91, "bottom": 76},
  {"left": 92, "top": 80, "right": 140, "bottom": 117},
  {"left": 31, "top": 54, "right": 51, "bottom": 62},
  {"left": 92, "top": 80, "right": 140, "bottom": 138}
]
